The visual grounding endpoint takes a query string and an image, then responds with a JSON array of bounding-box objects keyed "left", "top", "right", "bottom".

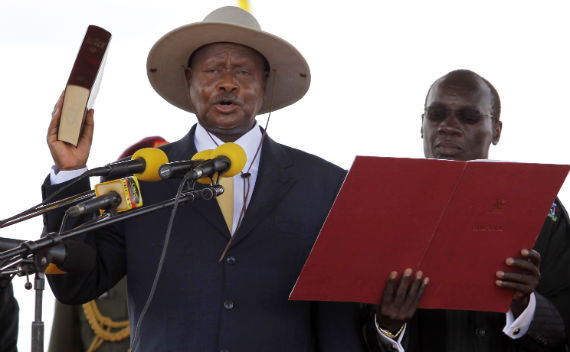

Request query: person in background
[{"left": 366, "top": 69, "right": 569, "bottom": 352}]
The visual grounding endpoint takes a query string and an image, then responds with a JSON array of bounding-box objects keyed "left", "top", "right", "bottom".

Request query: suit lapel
[
  {"left": 166, "top": 125, "right": 230, "bottom": 238},
  {"left": 231, "top": 135, "right": 296, "bottom": 246}
]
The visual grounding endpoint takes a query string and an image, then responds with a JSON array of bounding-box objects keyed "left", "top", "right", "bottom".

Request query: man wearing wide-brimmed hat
[{"left": 44, "top": 6, "right": 366, "bottom": 351}]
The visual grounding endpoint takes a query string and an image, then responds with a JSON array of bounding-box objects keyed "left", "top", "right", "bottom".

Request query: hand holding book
[
  {"left": 498, "top": 248, "right": 541, "bottom": 317},
  {"left": 374, "top": 247, "right": 540, "bottom": 334},
  {"left": 47, "top": 92, "right": 94, "bottom": 171},
  {"left": 57, "top": 25, "right": 110, "bottom": 147},
  {"left": 376, "top": 269, "right": 428, "bottom": 334}
]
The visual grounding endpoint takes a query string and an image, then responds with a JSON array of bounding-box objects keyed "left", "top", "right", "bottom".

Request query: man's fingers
[
  {"left": 401, "top": 271, "right": 425, "bottom": 311},
  {"left": 498, "top": 269, "right": 539, "bottom": 284},
  {"left": 393, "top": 268, "right": 413, "bottom": 306},
  {"left": 504, "top": 257, "right": 540, "bottom": 278},
  {"left": 52, "top": 91, "right": 64, "bottom": 117},
  {"left": 47, "top": 92, "right": 65, "bottom": 143},
  {"left": 411, "top": 277, "right": 429, "bottom": 309},
  {"left": 380, "top": 271, "right": 398, "bottom": 306},
  {"left": 520, "top": 248, "right": 541, "bottom": 266},
  {"left": 77, "top": 109, "right": 95, "bottom": 150},
  {"left": 495, "top": 280, "right": 534, "bottom": 295}
]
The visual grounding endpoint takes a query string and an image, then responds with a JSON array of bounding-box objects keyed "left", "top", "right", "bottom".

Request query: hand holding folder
[{"left": 290, "top": 157, "right": 569, "bottom": 313}]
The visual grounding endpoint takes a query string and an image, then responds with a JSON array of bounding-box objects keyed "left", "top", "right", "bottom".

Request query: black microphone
[
  {"left": 0, "top": 237, "right": 96, "bottom": 274},
  {"left": 87, "top": 147, "right": 168, "bottom": 182},
  {"left": 158, "top": 160, "right": 203, "bottom": 179},
  {"left": 159, "top": 143, "right": 246, "bottom": 181},
  {"left": 187, "top": 157, "right": 232, "bottom": 180},
  {"left": 66, "top": 176, "right": 143, "bottom": 217},
  {"left": 90, "top": 159, "right": 145, "bottom": 178},
  {"left": 67, "top": 192, "right": 121, "bottom": 217}
]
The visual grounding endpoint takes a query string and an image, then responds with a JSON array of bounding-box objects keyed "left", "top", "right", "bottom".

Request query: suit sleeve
[
  {"left": 0, "top": 280, "right": 18, "bottom": 352},
  {"left": 42, "top": 175, "right": 126, "bottom": 305},
  {"left": 362, "top": 304, "right": 407, "bottom": 352},
  {"left": 514, "top": 199, "right": 569, "bottom": 350}
]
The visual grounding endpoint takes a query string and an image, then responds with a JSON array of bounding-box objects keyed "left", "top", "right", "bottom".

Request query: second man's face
[
  {"left": 187, "top": 43, "right": 267, "bottom": 142},
  {"left": 421, "top": 76, "right": 501, "bottom": 161}
]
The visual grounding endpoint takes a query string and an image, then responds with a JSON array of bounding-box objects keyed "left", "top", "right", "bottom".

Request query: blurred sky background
[{"left": 0, "top": 1, "right": 568, "bottom": 350}]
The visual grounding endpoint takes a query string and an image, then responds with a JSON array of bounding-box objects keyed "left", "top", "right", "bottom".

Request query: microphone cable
[{"left": 130, "top": 173, "right": 193, "bottom": 352}]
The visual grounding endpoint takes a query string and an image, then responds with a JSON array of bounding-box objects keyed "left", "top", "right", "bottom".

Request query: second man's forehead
[
  {"left": 427, "top": 79, "right": 493, "bottom": 110},
  {"left": 189, "top": 42, "right": 267, "bottom": 69}
]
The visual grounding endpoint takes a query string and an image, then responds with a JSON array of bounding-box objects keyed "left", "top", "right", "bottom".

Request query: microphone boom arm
[{"left": 0, "top": 185, "right": 224, "bottom": 264}]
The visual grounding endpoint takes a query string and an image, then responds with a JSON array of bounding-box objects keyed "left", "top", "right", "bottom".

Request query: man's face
[
  {"left": 421, "top": 76, "right": 502, "bottom": 161},
  {"left": 187, "top": 43, "right": 267, "bottom": 142}
]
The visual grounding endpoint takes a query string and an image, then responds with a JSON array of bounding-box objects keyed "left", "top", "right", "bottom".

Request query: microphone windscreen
[
  {"left": 132, "top": 148, "right": 169, "bottom": 182},
  {"left": 192, "top": 149, "right": 214, "bottom": 184},
  {"left": 191, "top": 149, "right": 213, "bottom": 160},
  {"left": 211, "top": 143, "right": 247, "bottom": 177}
]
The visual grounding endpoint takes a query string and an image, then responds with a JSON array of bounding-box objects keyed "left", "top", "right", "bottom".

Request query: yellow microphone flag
[{"left": 238, "top": 0, "right": 250, "bottom": 11}]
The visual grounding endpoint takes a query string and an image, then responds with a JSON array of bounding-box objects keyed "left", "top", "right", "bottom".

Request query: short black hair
[{"left": 424, "top": 69, "right": 501, "bottom": 121}]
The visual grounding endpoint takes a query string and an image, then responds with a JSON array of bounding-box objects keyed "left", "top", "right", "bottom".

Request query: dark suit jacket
[
  {"left": 0, "top": 280, "right": 18, "bottom": 352},
  {"left": 44, "top": 126, "right": 366, "bottom": 352},
  {"left": 365, "top": 199, "right": 570, "bottom": 352}
]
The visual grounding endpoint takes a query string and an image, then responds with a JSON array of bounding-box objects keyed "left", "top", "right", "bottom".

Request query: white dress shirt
[{"left": 193, "top": 122, "right": 262, "bottom": 235}]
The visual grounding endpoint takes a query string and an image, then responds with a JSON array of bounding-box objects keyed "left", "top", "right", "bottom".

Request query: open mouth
[{"left": 215, "top": 100, "right": 238, "bottom": 113}]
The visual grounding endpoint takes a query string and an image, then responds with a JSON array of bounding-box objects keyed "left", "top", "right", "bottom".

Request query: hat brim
[{"left": 147, "top": 22, "right": 310, "bottom": 114}]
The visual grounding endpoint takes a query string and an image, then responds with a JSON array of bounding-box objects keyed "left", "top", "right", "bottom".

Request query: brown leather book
[{"left": 57, "top": 25, "right": 111, "bottom": 146}]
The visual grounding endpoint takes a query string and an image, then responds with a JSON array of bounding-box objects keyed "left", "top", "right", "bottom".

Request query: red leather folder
[{"left": 290, "top": 157, "right": 569, "bottom": 312}]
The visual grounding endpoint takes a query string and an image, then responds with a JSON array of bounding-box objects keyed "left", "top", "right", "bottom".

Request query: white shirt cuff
[
  {"left": 49, "top": 166, "right": 88, "bottom": 185},
  {"left": 503, "top": 292, "right": 536, "bottom": 339},
  {"left": 375, "top": 314, "right": 407, "bottom": 352}
]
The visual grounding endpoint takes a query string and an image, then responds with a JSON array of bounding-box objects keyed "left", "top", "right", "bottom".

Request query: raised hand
[
  {"left": 47, "top": 92, "right": 94, "bottom": 171},
  {"left": 496, "top": 248, "right": 541, "bottom": 317},
  {"left": 376, "top": 268, "right": 429, "bottom": 334}
]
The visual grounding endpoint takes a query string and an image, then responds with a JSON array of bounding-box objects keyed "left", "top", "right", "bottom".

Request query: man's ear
[
  {"left": 420, "top": 114, "right": 425, "bottom": 139},
  {"left": 492, "top": 119, "right": 502, "bottom": 145},
  {"left": 185, "top": 68, "right": 192, "bottom": 86}
]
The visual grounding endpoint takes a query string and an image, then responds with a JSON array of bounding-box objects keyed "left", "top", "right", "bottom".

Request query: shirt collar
[{"left": 194, "top": 122, "right": 263, "bottom": 174}]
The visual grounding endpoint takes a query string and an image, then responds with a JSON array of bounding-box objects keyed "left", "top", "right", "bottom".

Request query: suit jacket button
[
  {"left": 220, "top": 349, "right": 229, "bottom": 352},
  {"left": 475, "top": 328, "right": 486, "bottom": 337},
  {"left": 224, "top": 300, "right": 235, "bottom": 310},
  {"left": 226, "top": 256, "right": 236, "bottom": 265}
]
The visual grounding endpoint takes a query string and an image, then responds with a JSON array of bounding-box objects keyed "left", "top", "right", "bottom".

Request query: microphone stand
[
  {"left": 0, "top": 244, "right": 52, "bottom": 352},
  {"left": 0, "top": 184, "right": 223, "bottom": 352},
  {"left": 0, "top": 190, "right": 95, "bottom": 229}
]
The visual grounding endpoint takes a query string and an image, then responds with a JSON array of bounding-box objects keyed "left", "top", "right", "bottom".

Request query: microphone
[
  {"left": 67, "top": 176, "right": 143, "bottom": 217},
  {"left": 189, "top": 142, "right": 246, "bottom": 179},
  {"left": 159, "top": 143, "right": 246, "bottom": 181},
  {"left": 158, "top": 160, "right": 204, "bottom": 180},
  {"left": 88, "top": 148, "right": 169, "bottom": 181},
  {"left": 158, "top": 149, "right": 213, "bottom": 180},
  {"left": 0, "top": 237, "right": 96, "bottom": 274}
]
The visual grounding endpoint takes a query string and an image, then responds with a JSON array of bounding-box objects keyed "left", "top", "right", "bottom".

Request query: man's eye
[
  {"left": 238, "top": 70, "right": 250, "bottom": 75},
  {"left": 204, "top": 68, "right": 217, "bottom": 73},
  {"left": 427, "top": 108, "right": 446, "bottom": 121},
  {"left": 459, "top": 110, "right": 483, "bottom": 124}
]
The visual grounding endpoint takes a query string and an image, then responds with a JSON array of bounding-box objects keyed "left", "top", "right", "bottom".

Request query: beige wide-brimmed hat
[{"left": 146, "top": 6, "right": 310, "bottom": 114}]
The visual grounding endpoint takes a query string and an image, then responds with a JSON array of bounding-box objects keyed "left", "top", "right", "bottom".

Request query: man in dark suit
[
  {"left": 43, "top": 6, "right": 365, "bottom": 352},
  {"left": 0, "top": 278, "right": 18, "bottom": 352},
  {"left": 366, "top": 69, "right": 569, "bottom": 351}
]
